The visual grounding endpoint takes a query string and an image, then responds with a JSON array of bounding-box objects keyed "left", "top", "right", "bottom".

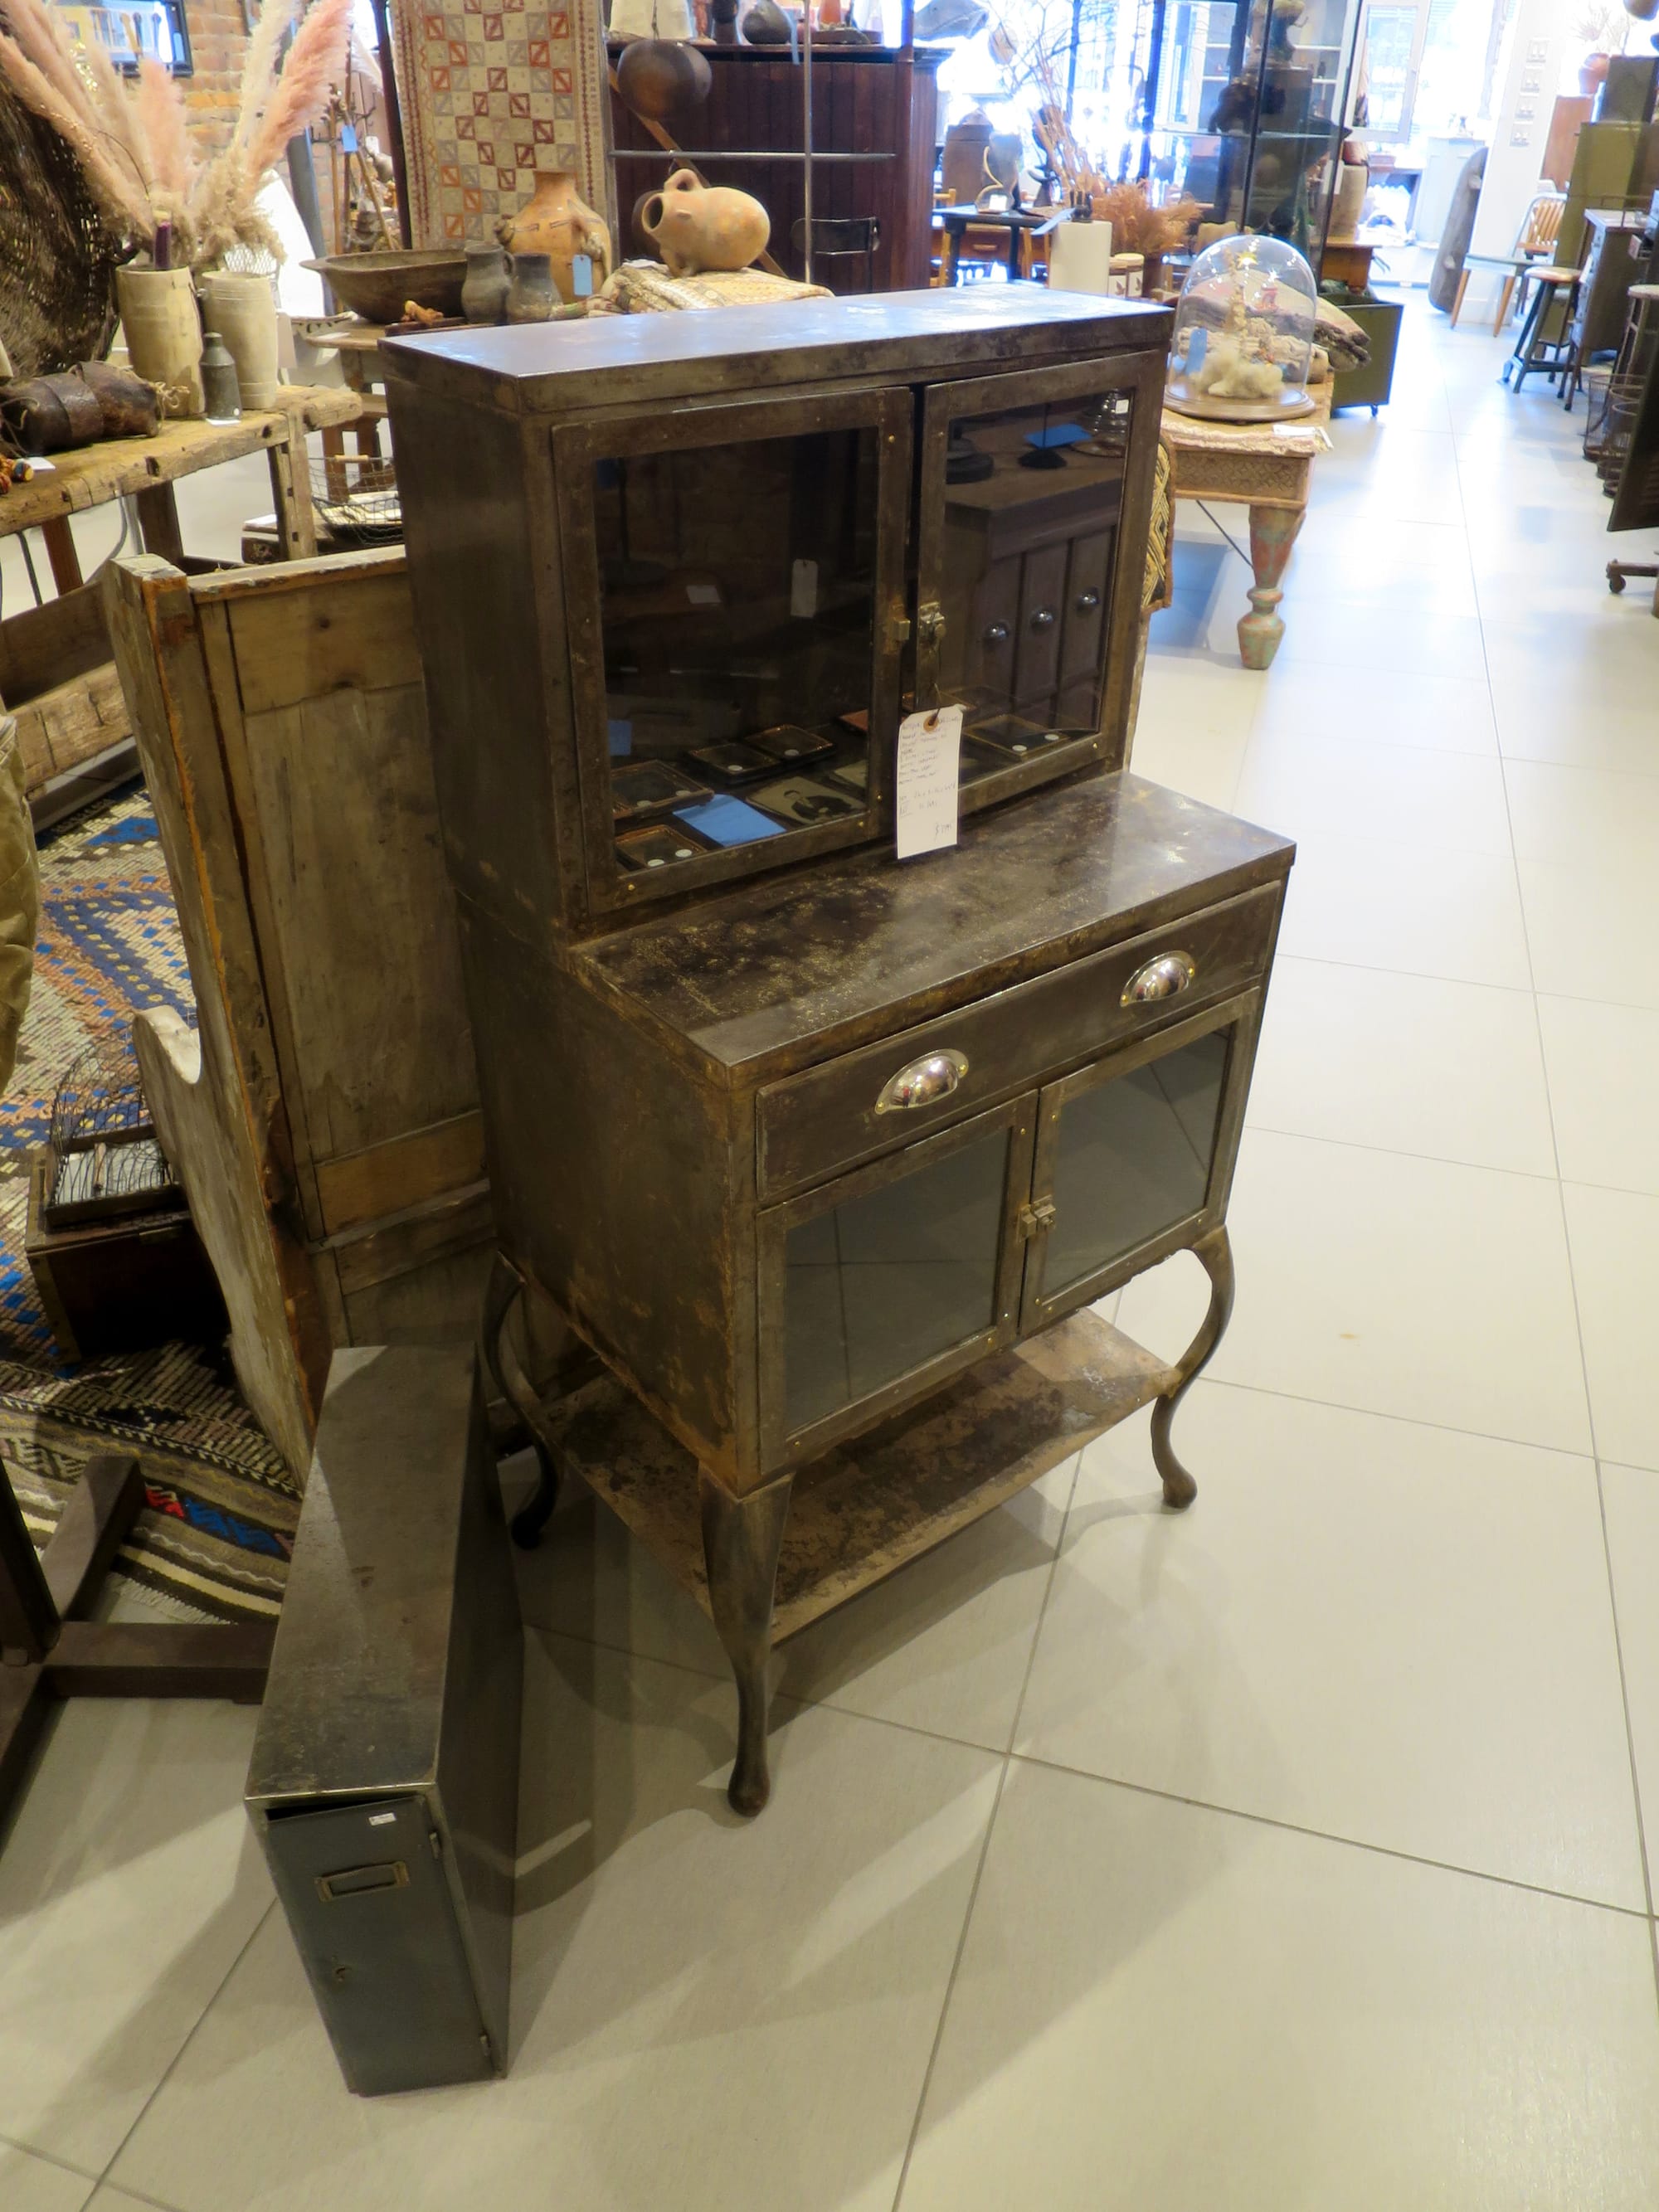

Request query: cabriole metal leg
[
  {"left": 1150, "top": 1226, "right": 1235, "bottom": 1510},
  {"left": 699, "top": 1467, "right": 792, "bottom": 1817},
  {"left": 480, "top": 1252, "right": 562, "bottom": 1549}
]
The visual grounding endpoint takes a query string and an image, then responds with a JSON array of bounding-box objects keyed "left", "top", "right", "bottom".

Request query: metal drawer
[{"left": 757, "top": 881, "right": 1280, "bottom": 1201}]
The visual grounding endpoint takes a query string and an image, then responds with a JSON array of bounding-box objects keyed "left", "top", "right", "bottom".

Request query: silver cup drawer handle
[
  {"left": 874, "top": 1048, "right": 970, "bottom": 1114},
  {"left": 1120, "top": 950, "right": 1196, "bottom": 1006}
]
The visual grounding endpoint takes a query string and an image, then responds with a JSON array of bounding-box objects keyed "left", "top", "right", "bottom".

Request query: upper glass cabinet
[
  {"left": 915, "top": 359, "right": 1152, "bottom": 811},
  {"left": 557, "top": 389, "right": 910, "bottom": 911}
]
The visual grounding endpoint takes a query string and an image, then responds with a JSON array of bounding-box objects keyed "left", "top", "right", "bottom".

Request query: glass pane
[
  {"left": 593, "top": 426, "right": 879, "bottom": 879},
  {"left": 782, "top": 1125, "right": 1010, "bottom": 1437},
  {"left": 939, "top": 389, "right": 1131, "bottom": 787},
  {"left": 1044, "top": 1030, "right": 1228, "bottom": 1297}
]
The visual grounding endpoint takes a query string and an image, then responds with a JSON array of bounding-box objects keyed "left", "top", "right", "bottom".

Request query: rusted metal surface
[
  {"left": 578, "top": 774, "right": 1292, "bottom": 1084},
  {"left": 392, "top": 294, "right": 1292, "bottom": 1809},
  {"left": 545, "top": 1305, "right": 1175, "bottom": 1643}
]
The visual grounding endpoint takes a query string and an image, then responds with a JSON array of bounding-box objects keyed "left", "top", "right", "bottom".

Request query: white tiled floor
[{"left": 9, "top": 299, "right": 1659, "bottom": 2208}]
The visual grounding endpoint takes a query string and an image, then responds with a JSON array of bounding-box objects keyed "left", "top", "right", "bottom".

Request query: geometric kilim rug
[{"left": 0, "top": 787, "right": 298, "bottom": 1621}]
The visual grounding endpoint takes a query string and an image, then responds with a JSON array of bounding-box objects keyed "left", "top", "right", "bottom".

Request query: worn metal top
[
  {"left": 382, "top": 287, "right": 1170, "bottom": 415},
  {"left": 245, "top": 1344, "right": 480, "bottom": 1804},
  {"left": 577, "top": 771, "right": 1294, "bottom": 1083}
]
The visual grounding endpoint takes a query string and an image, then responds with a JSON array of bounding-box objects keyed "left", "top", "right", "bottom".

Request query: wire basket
[
  {"left": 1601, "top": 374, "right": 1648, "bottom": 495},
  {"left": 43, "top": 1028, "right": 181, "bottom": 1228},
  {"left": 309, "top": 447, "right": 402, "bottom": 544},
  {"left": 1582, "top": 364, "right": 1614, "bottom": 463}
]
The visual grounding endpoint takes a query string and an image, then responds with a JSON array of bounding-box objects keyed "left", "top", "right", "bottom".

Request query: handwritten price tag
[{"left": 895, "top": 705, "right": 962, "bottom": 860}]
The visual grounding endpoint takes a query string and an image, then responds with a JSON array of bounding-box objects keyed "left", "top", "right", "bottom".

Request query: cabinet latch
[
  {"left": 1016, "top": 1198, "right": 1057, "bottom": 1241},
  {"left": 916, "top": 601, "right": 946, "bottom": 648},
  {"left": 887, "top": 602, "right": 913, "bottom": 649}
]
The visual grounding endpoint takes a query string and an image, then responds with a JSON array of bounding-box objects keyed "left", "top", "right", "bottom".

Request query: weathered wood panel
[{"left": 234, "top": 678, "right": 477, "bottom": 1174}]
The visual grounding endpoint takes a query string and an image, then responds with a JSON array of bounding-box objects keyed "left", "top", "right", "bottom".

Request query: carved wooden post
[{"left": 1238, "top": 504, "right": 1304, "bottom": 670}]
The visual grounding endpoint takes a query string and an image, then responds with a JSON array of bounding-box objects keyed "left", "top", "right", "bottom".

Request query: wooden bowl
[{"left": 302, "top": 250, "right": 468, "bottom": 325}]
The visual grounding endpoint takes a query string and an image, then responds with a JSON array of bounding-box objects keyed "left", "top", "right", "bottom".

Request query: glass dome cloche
[{"left": 1166, "top": 234, "right": 1320, "bottom": 424}]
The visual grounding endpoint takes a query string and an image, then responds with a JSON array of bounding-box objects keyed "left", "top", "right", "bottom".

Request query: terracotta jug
[
  {"left": 640, "top": 168, "right": 770, "bottom": 278},
  {"left": 498, "top": 169, "right": 612, "bottom": 304}
]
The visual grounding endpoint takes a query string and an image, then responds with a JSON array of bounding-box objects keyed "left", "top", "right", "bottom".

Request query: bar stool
[{"left": 1501, "top": 264, "right": 1580, "bottom": 391}]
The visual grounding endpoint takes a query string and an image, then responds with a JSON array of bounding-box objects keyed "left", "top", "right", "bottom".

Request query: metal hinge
[
  {"left": 887, "top": 603, "right": 913, "bottom": 648},
  {"left": 1016, "top": 1198, "right": 1057, "bottom": 1240}
]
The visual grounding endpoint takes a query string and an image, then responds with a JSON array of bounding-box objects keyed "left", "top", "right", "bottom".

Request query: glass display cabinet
[
  {"left": 1146, "top": 0, "right": 1365, "bottom": 262},
  {"left": 387, "top": 291, "right": 1295, "bottom": 1817}
]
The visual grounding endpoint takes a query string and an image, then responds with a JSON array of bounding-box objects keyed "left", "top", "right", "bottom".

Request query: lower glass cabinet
[{"left": 762, "top": 996, "right": 1254, "bottom": 1461}]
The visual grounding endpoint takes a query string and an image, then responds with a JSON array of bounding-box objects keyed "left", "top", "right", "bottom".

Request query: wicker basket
[{"left": 0, "top": 88, "right": 120, "bottom": 378}]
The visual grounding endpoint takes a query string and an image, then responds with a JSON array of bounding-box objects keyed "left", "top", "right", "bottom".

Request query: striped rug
[{"left": 0, "top": 790, "right": 297, "bottom": 1621}]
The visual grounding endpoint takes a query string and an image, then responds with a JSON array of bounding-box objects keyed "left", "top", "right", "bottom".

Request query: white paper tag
[
  {"left": 895, "top": 705, "right": 962, "bottom": 860},
  {"left": 685, "top": 581, "right": 721, "bottom": 606},
  {"left": 791, "top": 557, "right": 819, "bottom": 618}
]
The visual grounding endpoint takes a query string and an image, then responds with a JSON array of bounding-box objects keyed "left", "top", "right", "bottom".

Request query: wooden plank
[
  {"left": 11, "top": 661, "right": 129, "bottom": 785},
  {"left": 28, "top": 737, "right": 140, "bottom": 833},
  {"left": 134, "top": 483, "right": 187, "bottom": 566},
  {"left": 339, "top": 1233, "right": 494, "bottom": 1346},
  {"left": 0, "top": 577, "right": 110, "bottom": 702},
  {"left": 0, "top": 392, "right": 361, "bottom": 539},
  {"left": 549, "top": 1309, "right": 1175, "bottom": 1641},
  {"left": 236, "top": 679, "right": 478, "bottom": 1165},
  {"left": 265, "top": 433, "right": 318, "bottom": 560},
  {"left": 44, "top": 1618, "right": 275, "bottom": 1698},
  {"left": 191, "top": 544, "right": 406, "bottom": 609},
  {"left": 40, "top": 1456, "right": 144, "bottom": 1620},
  {"left": 323, "top": 1179, "right": 493, "bottom": 1297},
  {"left": 222, "top": 566, "right": 422, "bottom": 713},
  {"left": 314, "top": 1109, "right": 487, "bottom": 1237},
  {"left": 108, "top": 554, "right": 328, "bottom": 1477},
  {"left": 41, "top": 518, "right": 82, "bottom": 592}
]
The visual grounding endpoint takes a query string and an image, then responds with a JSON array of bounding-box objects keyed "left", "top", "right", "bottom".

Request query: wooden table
[
  {"left": 937, "top": 204, "right": 1056, "bottom": 284},
  {"left": 0, "top": 387, "right": 361, "bottom": 824},
  {"left": 1160, "top": 382, "right": 1333, "bottom": 669}
]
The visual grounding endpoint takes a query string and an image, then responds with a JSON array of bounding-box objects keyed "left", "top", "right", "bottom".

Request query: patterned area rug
[{"left": 0, "top": 789, "right": 298, "bottom": 1621}]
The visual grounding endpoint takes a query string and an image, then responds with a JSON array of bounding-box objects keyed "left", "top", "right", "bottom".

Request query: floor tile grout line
[
  {"left": 90, "top": 1899, "right": 278, "bottom": 2205},
  {"left": 888, "top": 1445, "right": 1086, "bottom": 2212},
  {"left": 1009, "top": 1748, "right": 1657, "bottom": 1922},
  {"left": 1458, "top": 352, "right": 1659, "bottom": 1971},
  {"left": 1188, "top": 1365, "right": 1652, "bottom": 1466},
  {"left": 0, "top": 2130, "right": 102, "bottom": 2188}
]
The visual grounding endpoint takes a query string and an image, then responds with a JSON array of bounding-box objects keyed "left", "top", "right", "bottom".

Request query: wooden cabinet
[
  {"left": 607, "top": 41, "right": 941, "bottom": 294},
  {"left": 387, "top": 290, "right": 1294, "bottom": 1815}
]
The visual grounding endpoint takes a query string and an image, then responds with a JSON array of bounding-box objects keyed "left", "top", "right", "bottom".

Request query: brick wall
[{"left": 180, "top": 0, "right": 251, "bottom": 155}]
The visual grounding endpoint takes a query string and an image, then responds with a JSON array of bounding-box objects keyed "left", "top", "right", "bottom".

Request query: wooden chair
[
  {"left": 105, "top": 550, "right": 496, "bottom": 1481},
  {"left": 1452, "top": 191, "right": 1565, "bottom": 333}
]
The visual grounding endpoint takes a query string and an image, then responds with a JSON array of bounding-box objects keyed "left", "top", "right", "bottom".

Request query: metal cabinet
[{"left": 387, "top": 293, "right": 1295, "bottom": 1817}]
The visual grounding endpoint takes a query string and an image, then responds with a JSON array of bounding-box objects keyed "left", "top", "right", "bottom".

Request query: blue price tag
[
  {"left": 573, "top": 253, "right": 593, "bottom": 298},
  {"left": 340, "top": 122, "right": 359, "bottom": 153}
]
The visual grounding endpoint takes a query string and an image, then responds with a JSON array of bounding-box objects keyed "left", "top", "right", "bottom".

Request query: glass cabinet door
[
  {"left": 915, "top": 354, "right": 1162, "bottom": 810},
  {"left": 557, "top": 389, "right": 910, "bottom": 911},
  {"left": 760, "top": 1098, "right": 1035, "bottom": 1463},
  {"left": 1020, "top": 999, "right": 1253, "bottom": 1331}
]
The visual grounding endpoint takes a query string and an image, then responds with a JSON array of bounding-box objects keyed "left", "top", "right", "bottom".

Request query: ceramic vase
[
  {"left": 507, "top": 252, "right": 557, "bottom": 323},
  {"left": 461, "top": 244, "right": 512, "bottom": 323},
  {"left": 115, "top": 265, "right": 203, "bottom": 417},
  {"left": 200, "top": 272, "right": 279, "bottom": 409},
  {"left": 615, "top": 36, "right": 712, "bottom": 119},
  {"left": 640, "top": 168, "right": 771, "bottom": 278},
  {"left": 498, "top": 168, "right": 613, "bottom": 302}
]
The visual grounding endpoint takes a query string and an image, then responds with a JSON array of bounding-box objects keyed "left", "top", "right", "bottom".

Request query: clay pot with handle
[
  {"left": 640, "top": 169, "right": 771, "bottom": 278},
  {"left": 497, "top": 168, "right": 613, "bottom": 304}
]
